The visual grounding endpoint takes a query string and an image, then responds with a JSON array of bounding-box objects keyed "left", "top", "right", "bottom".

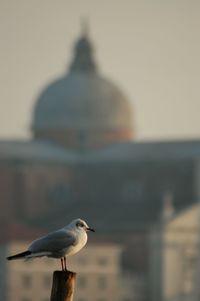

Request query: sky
[{"left": 0, "top": 0, "right": 200, "bottom": 141}]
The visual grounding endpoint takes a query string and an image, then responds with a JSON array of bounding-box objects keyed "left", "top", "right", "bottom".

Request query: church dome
[{"left": 32, "top": 30, "right": 134, "bottom": 149}]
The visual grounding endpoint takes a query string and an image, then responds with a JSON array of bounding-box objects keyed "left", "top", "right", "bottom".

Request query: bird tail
[{"left": 7, "top": 250, "right": 32, "bottom": 260}]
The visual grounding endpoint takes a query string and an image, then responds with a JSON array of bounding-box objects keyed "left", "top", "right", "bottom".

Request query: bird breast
[{"left": 65, "top": 230, "right": 88, "bottom": 256}]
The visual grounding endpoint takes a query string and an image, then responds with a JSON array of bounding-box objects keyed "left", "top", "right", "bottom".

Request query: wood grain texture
[{"left": 50, "top": 271, "right": 76, "bottom": 301}]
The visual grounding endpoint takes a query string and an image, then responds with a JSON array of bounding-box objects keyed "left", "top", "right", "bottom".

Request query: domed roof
[{"left": 32, "top": 31, "right": 133, "bottom": 132}]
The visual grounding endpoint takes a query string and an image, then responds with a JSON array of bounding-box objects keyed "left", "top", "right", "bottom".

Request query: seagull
[{"left": 7, "top": 218, "right": 95, "bottom": 271}]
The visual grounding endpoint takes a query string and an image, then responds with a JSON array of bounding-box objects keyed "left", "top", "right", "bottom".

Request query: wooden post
[{"left": 50, "top": 271, "right": 76, "bottom": 301}]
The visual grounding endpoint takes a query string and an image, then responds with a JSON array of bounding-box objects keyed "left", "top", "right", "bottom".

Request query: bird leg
[
  {"left": 61, "top": 258, "right": 64, "bottom": 271},
  {"left": 64, "top": 256, "right": 67, "bottom": 271}
]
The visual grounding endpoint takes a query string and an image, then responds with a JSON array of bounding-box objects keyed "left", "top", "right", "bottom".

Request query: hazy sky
[{"left": 1, "top": 0, "right": 200, "bottom": 141}]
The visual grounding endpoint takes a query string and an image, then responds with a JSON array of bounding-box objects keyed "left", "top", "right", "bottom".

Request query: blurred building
[
  {"left": 1, "top": 27, "right": 200, "bottom": 300},
  {"left": 149, "top": 203, "right": 200, "bottom": 301},
  {"left": 1, "top": 240, "right": 132, "bottom": 301},
  {"left": 33, "top": 25, "right": 134, "bottom": 149},
  {"left": 1, "top": 29, "right": 200, "bottom": 232}
]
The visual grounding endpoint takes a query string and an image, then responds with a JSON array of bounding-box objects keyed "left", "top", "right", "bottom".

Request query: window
[
  {"left": 122, "top": 182, "right": 143, "bottom": 202},
  {"left": 98, "top": 276, "right": 107, "bottom": 289},
  {"left": 97, "top": 257, "right": 108, "bottom": 266},
  {"left": 78, "top": 275, "right": 87, "bottom": 288},
  {"left": 77, "top": 131, "right": 86, "bottom": 147},
  {"left": 43, "top": 274, "right": 52, "bottom": 288},
  {"left": 22, "top": 274, "right": 32, "bottom": 288},
  {"left": 182, "top": 247, "right": 198, "bottom": 293},
  {"left": 48, "top": 183, "right": 71, "bottom": 205}
]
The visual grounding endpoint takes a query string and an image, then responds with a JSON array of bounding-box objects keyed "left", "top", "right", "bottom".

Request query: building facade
[
  {"left": 1, "top": 241, "right": 130, "bottom": 301},
  {"left": 149, "top": 204, "right": 200, "bottom": 301}
]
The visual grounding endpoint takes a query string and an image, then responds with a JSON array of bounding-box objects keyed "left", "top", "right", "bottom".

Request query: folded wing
[{"left": 29, "top": 229, "right": 77, "bottom": 254}]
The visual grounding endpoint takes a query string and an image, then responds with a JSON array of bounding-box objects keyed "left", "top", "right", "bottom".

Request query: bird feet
[{"left": 61, "top": 257, "right": 68, "bottom": 271}]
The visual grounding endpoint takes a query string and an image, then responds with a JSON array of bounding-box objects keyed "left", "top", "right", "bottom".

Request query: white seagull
[{"left": 7, "top": 218, "right": 95, "bottom": 271}]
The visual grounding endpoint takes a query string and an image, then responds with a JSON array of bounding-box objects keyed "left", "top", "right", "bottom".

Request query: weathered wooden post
[{"left": 50, "top": 270, "right": 77, "bottom": 301}]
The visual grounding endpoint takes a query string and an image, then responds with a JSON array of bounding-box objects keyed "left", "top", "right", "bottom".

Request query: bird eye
[{"left": 76, "top": 221, "right": 84, "bottom": 227}]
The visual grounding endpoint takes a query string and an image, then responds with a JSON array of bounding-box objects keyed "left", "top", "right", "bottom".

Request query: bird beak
[{"left": 87, "top": 227, "right": 95, "bottom": 232}]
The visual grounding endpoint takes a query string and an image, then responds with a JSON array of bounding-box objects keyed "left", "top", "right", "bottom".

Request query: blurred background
[{"left": 0, "top": 1, "right": 200, "bottom": 300}]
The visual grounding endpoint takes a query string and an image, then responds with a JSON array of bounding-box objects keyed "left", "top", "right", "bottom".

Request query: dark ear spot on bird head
[{"left": 76, "top": 221, "right": 85, "bottom": 228}]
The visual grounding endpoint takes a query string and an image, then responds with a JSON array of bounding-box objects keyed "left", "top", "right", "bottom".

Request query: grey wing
[{"left": 29, "top": 230, "right": 77, "bottom": 253}]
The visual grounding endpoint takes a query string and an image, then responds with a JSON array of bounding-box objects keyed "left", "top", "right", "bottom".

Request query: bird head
[{"left": 70, "top": 218, "right": 95, "bottom": 232}]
